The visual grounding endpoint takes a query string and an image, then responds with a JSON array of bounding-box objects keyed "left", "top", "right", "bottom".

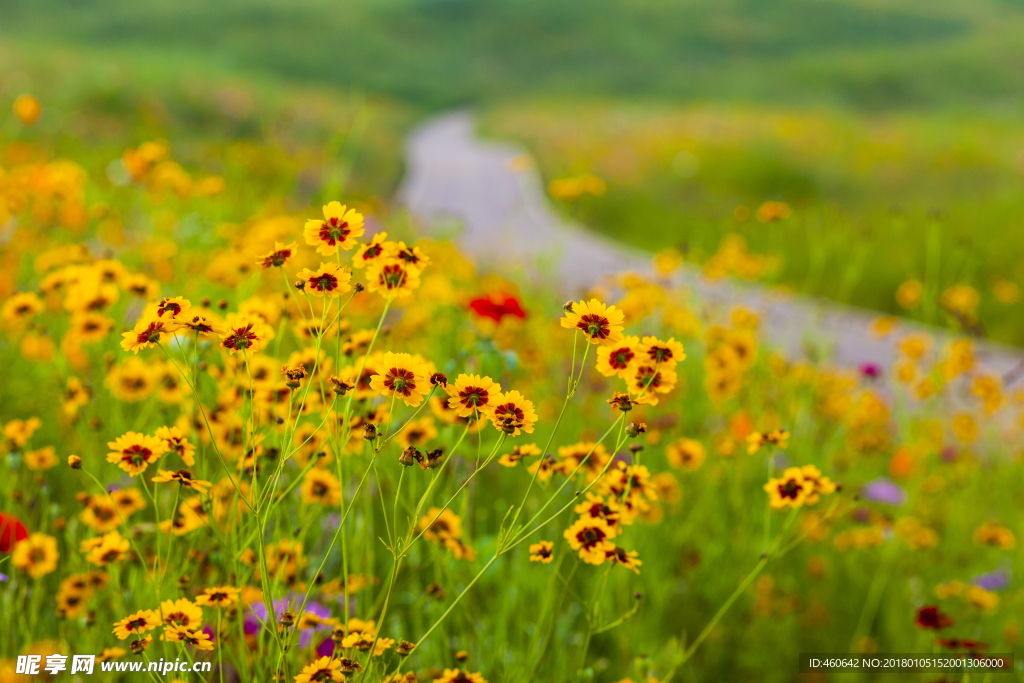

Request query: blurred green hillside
[{"left": 4, "top": 0, "right": 1024, "bottom": 112}]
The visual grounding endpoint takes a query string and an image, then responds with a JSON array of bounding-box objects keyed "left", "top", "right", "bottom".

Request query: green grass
[
  {"left": 484, "top": 103, "right": 1024, "bottom": 346},
  {"left": 3, "top": 0, "right": 1024, "bottom": 112}
]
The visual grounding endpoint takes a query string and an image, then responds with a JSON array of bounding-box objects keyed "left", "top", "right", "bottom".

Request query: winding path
[{"left": 398, "top": 111, "right": 1024, "bottom": 379}]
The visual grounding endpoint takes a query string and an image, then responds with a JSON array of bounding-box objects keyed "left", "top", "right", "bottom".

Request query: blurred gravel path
[{"left": 398, "top": 111, "right": 1024, "bottom": 378}]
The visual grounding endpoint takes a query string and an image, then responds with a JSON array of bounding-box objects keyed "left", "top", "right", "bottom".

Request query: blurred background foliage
[{"left": 3, "top": 0, "right": 1024, "bottom": 342}]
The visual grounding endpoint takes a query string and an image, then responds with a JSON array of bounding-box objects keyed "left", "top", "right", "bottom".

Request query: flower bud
[{"left": 68, "top": 454, "right": 82, "bottom": 469}]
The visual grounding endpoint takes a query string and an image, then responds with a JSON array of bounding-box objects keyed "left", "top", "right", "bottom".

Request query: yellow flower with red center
[
  {"left": 107, "top": 431, "right": 168, "bottom": 476},
  {"left": 369, "top": 352, "right": 431, "bottom": 407},
  {"left": 489, "top": 390, "right": 538, "bottom": 436},
  {"left": 295, "top": 655, "right": 345, "bottom": 682},
  {"left": 297, "top": 261, "right": 353, "bottom": 298},
  {"left": 352, "top": 231, "right": 393, "bottom": 269},
  {"left": 764, "top": 467, "right": 811, "bottom": 509},
  {"left": 256, "top": 241, "right": 298, "bottom": 269},
  {"left": 152, "top": 469, "right": 212, "bottom": 495},
  {"left": 12, "top": 533, "right": 59, "bottom": 578},
  {"left": 433, "top": 669, "right": 488, "bottom": 683},
  {"left": 83, "top": 530, "right": 131, "bottom": 566},
  {"left": 219, "top": 314, "right": 267, "bottom": 355},
  {"left": 561, "top": 299, "right": 625, "bottom": 346},
  {"left": 365, "top": 258, "right": 422, "bottom": 298},
  {"left": 799, "top": 465, "right": 837, "bottom": 505},
  {"left": 529, "top": 540, "right": 554, "bottom": 563},
  {"left": 120, "top": 317, "right": 178, "bottom": 354},
  {"left": 636, "top": 336, "right": 686, "bottom": 367},
  {"left": 445, "top": 373, "right": 502, "bottom": 418},
  {"left": 563, "top": 517, "right": 617, "bottom": 565},
  {"left": 606, "top": 546, "right": 643, "bottom": 574},
  {"left": 112, "top": 610, "right": 160, "bottom": 640},
  {"left": 159, "top": 598, "right": 203, "bottom": 629},
  {"left": 498, "top": 443, "right": 542, "bottom": 467},
  {"left": 595, "top": 335, "right": 640, "bottom": 379},
  {"left": 393, "top": 240, "right": 431, "bottom": 272},
  {"left": 195, "top": 586, "right": 241, "bottom": 607},
  {"left": 155, "top": 425, "right": 196, "bottom": 466},
  {"left": 163, "top": 625, "right": 215, "bottom": 651},
  {"left": 629, "top": 363, "right": 678, "bottom": 405},
  {"left": 303, "top": 201, "right": 365, "bottom": 255}
]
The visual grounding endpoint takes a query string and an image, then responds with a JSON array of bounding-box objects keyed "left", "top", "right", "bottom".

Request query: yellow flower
[
  {"left": 365, "top": 258, "right": 422, "bottom": 298},
  {"left": 297, "top": 261, "right": 353, "bottom": 298},
  {"left": 396, "top": 417, "right": 438, "bottom": 450},
  {"left": 666, "top": 438, "right": 705, "bottom": 471},
  {"left": 107, "top": 431, "right": 168, "bottom": 476},
  {"left": 219, "top": 314, "right": 267, "bottom": 355},
  {"left": 560, "top": 299, "right": 625, "bottom": 346},
  {"left": 195, "top": 586, "right": 241, "bottom": 607},
  {"left": 433, "top": 669, "right": 488, "bottom": 683},
  {"left": 974, "top": 521, "right": 1016, "bottom": 549},
  {"left": 352, "top": 231, "right": 393, "bottom": 269},
  {"left": 112, "top": 610, "right": 160, "bottom": 640},
  {"left": 606, "top": 546, "right": 643, "bottom": 574},
  {"left": 295, "top": 656, "right": 344, "bottom": 682},
  {"left": 489, "top": 390, "right": 538, "bottom": 436},
  {"left": 369, "top": 352, "right": 431, "bottom": 407},
  {"left": 1, "top": 291, "right": 45, "bottom": 325},
  {"left": 896, "top": 280, "right": 923, "bottom": 309},
  {"left": 300, "top": 468, "right": 342, "bottom": 506},
  {"left": 69, "top": 311, "right": 115, "bottom": 343},
  {"left": 163, "top": 625, "right": 215, "bottom": 651},
  {"left": 23, "top": 445, "right": 57, "bottom": 470},
  {"left": 563, "top": 517, "right": 617, "bottom": 565},
  {"left": 629, "top": 363, "right": 677, "bottom": 405},
  {"left": 120, "top": 317, "right": 178, "bottom": 354},
  {"left": 445, "top": 374, "right": 502, "bottom": 418},
  {"left": 13, "top": 94, "right": 42, "bottom": 125},
  {"left": 595, "top": 335, "right": 641, "bottom": 379},
  {"left": 966, "top": 586, "right": 1000, "bottom": 611},
  {"left": 83, "top": 530, "right": 131, "bottom": 566},
  {"left": 763, "top": 467, "right": 810, "bottom": 509},
  {"left": 528, "top": 541, "right": 554, "bottom": 563},
  {"left": 798, "top": 465, "right": 837, "bottom": 505},
  {"left": 12, "top": 533, "right": 59, "bottom": 578},
  {"left": 303, "top": 201, "right": 365, "bottom": 255},
  {"left": 257, "top": 241, "right": 298, "bottom": 269},
  {"left": 636, "top": 336, "right": 686, "bottom": 367},
  {"left": 155, "top": 425, "right": 196, "bottom": 467},
  {"left": 3, "top": 416, "right": 42, "bottom": 447},
  {"left": 159, "top": 598, "right": 203, "bottom": 629},
  {"left": 498, "top": 443, "right": 542, "bottom": 467},
  {"left": 152, "top": 469, "right": 212, "bottom": 495},
  {"left": 105, "top": 357, "right": 157, "bottom": 402}
]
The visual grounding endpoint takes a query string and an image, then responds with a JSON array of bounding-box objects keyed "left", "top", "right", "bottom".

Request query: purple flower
[
  {"left": 859, "top": 362, "right": 882, "bottom": 379},
  {"left": 861, "top": 477, "right": 906, "bottom": 506},
  {"left": 0, "top": 573, "right": 8, "bottom": 582},
  {"left": 317, "top": 638, "right": 335, "bottom": 658},
  {"left": 973, "top": 568, "right": 1010, "bottom": 592}
]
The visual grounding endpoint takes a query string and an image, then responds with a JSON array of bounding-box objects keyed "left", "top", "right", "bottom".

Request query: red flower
[
  {"left": 468, "top": 292, "right": 527, "bottom": 323},
  {"left": 916, "top": 606, "right": 954, "bottom": 630},
  {"left": 0, "top": 513, "right": 28, "bottom": 553}
]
